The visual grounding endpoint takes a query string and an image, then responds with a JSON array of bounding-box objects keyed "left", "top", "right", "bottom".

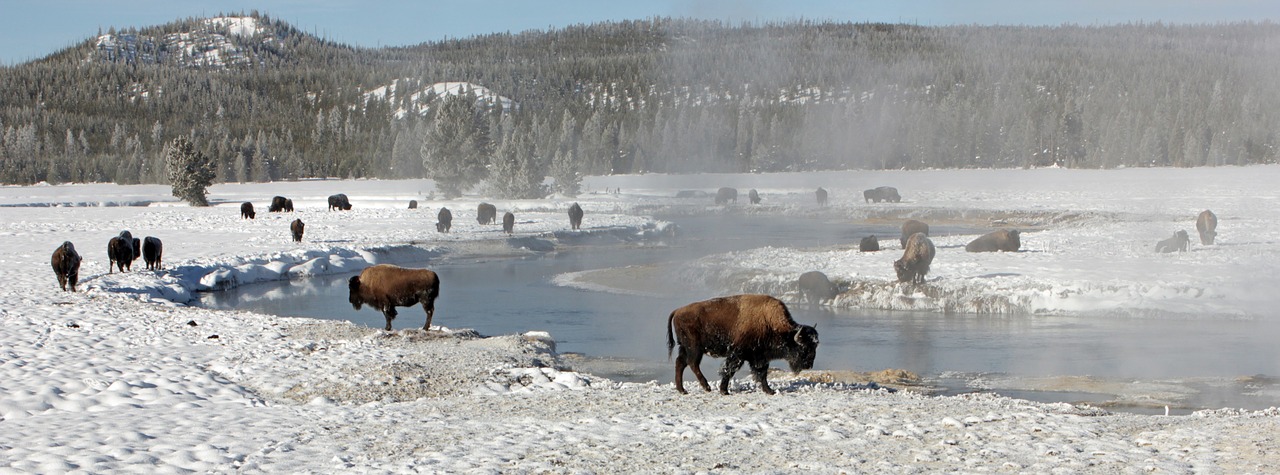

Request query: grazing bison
[
  {"left": 142, "top": 236, "right": 163, "bottom": 270},
  {"left": 965, "top": 229, "right": 1021, "bottom": 252},
  {"left": 408, "top": 200, "right": 418, "bottom": 209},
  {"left": 894, "top": 232, "right": 936, "bottom": 284},
  {"left": 816, "top": 187, "right": 828, "bottom": 207},
  {"left": 1196, "top": 210, "right": 1217, "bottom": 245},
  {"left": 51, "top": 241, "right": 81, "bottom": 292},
  {"left": 477, "top": 202, "right": 497, "bottom": 224},
  {"left": 714, "top": 187, "right": 738, "bottom": 205},
  {"left": 290, "top": 219, "right": 305, "bottom": 243},
  {"left": 666, "top": 294, "right": 819, "bottom": 395},
  {"left": 797, "top": 271, "right": 838, "bottom": 303},
  {"left": 864, "top": 186, "right": 901, "bottom": 203},
  {"left": 107, "top": 231, "right": 137, "bottom": 273},
  {"left": 1155, "top": 230, "right": 1190, "bottom": 253},
  {"left": 502, "top": 212, "right": 515, "bottom": 235},
  {"left": 285, "top": 198, "right": 294, "bottom": 212},
  {"left": 240, "top": 202, "right": 255, "bottom": 219},
  {"left": 269, "top": 196, "right": 291, "bottom": 212},
  {"left": 748, "top": 189, "right": 761, "bottom": 205},
  {"left": 349, "top": 264, "right": 441, "bottom": 331},
  {"left": 436, "top": 208, "right": 452, "bottom": 233},
  {"left": 327, "top": 193, "right": 352, "bottom": 211},
  {"left": 859, "top": 235, "right": 880, "bottom": 252},
  {"left": 568, "top": 202, "right": 584, "bottom": 230},
  {"left": 900, "top": 220, "right": 930, "bottom": 248}
]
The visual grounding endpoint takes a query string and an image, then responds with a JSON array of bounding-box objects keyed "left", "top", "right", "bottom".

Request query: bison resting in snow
[
  {"left": 900, "top": 220, "right": 930, "bottom": 248},
  {"left": 437, "top": 207, "right": 452, "bottom": 233},
  {"left": 290, "top": 219, "right": 305, "bottom": 243},
  {"left": 328, "top": 193, "right": 352, "bottom": 211},
  {"left": 51, "top": 241, "right": 81, "bottom": 292},
  {"left": 666, "top": 294, "right": 819, "bottom": 395},
  {"left": 1196, "top": 210, "right": 1217, "bottom": 245},
  {"left": 107, "top": 231, "right": 138, "bottom": 273},
  {"left": 965, "top": 229, "right": 1021, "bottom": 252},
  {"left": 714, "top": 187, "right": 738, "bottom": 205},
  {"left": 816, "top": 187, "right": 828, "bottom": 206},
  {"left": 797, "top": 271, "right": 838, "bottom": 303},
  {"left": 894, "top": 232, "right": 935, "bottom": 284},
  {"left": 1156, "top": 230, "right": 1190, "bottom": 253},
  {"left": 859, "top": 235, "right": 880, "bottom": 252},
  {"left": 477, "top": 203, "right": 497, "bottom": 224},
  {"left": 502, "top": 211, "right": 515, "bottom": 234},
  {"left": 142, "top": 236, "right": 163, "bottom": 270},
  {"left": 349, "top": 264, "right": 441, "bottom": 331},
  {"left": 568, "top": 202, "right": 584, "bottom": 230},
  {"left": 240, "top": 202, "right": 255, "bottom": 219}
]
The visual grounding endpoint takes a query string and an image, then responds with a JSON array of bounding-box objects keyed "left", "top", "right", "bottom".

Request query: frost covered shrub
[{"left": 165, "top": 135, "right": 216, "bottom": 206}]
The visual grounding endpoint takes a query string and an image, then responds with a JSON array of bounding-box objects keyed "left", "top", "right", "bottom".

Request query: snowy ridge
[
  {"left": 361, "top": 80, "right": 516, "bottom": 118},
  {"left": 90, "top": 16, "right": 273, "bottom": 69}
]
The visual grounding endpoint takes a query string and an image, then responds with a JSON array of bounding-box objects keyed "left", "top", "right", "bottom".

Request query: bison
[
  {"left": 894, "top": 232, "right": 935, "bottom": 284},
  {"left": 965, "top": 229, "right": 1021, "bottom": 252},
  {"left": 142, "top": 236, "right": 163, "bottom": 270},
  {"left": 1156, "top": 230, "right": 1190, "bottom": 253},
  {"left": 859, "top": 235, "right": 880, "bottom": 252},
  {"left": 240, "top": 202, "right": 255, "bottom": 219},
  {"left": 900, "top": 220, "right": 929, "bottom": 248},
  {"left": 714, "top": 187, "right": 738, "bottom": 205},
  {"left": 666, "top": 294, "right": 819, "bottom": 395},
  {"left": 568, "top": 202, "right": 583, "bottom": 230},
  {"left": 328, "top": 193, "right": 352, "bottom": 211},
  {"left": 1196, "top": 210, "right": 1217, "bottom": 245},
  {"left": 502, "top": 211, "right": 515, "bottom": 235},
  {"left": 290, "top": 219, "right": 305, "bottom": 243},
  {"left": 816, "top": 187, "right": 828, "bottom": 207},
  {"left": 408, "top": 200, "right": 418, "bottom": 209},
  {"left": 285, "top": 198, "right": 294, "bottom": 212},
  {"left": 436, "top": 207, "right": 452, "bottom": 233},
  {"left": 477, "top": 202, "right": 497, "bottom": 224},
  {"left": 51, "top": 241, "right": 81, "bottom": 292},
  {"left": 797, "top": 271, "right": 838, "bottom": 303},
  {"left": 748, "top": 189, "right": 761, "bottom": 205},
  {"left": 269, "top": 196, "right": 291, "bottom": 212},
  {"left": 864, "top": 186, "right": 901, "bottom": 203},
  {"left": 349, "top": 264, "right": 441, "bottom": 331},
  {"left": 107, "top": 231, "right": 137, "bottom": 273}
]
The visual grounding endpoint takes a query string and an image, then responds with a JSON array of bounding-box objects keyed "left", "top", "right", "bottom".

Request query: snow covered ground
[{"left": 1, "top": 169, "right": 1278, "bottom": 472}]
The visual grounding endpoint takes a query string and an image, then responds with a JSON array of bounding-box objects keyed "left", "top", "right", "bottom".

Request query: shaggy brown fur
[
  {"left": 748, "top": 189, "right": 761, "bottom": 204},
  {"left": 107, "top": 231, "right": 137, "bottom": 273},
  {"left": 900, "top": 220, "right": 929, "bottom": 248},
  {"left": 816, "top": 187, "right": 828, "bottom": 206},
  {"left": 1196, "top": 210, "right": 1217, "bottom": 245},
  {"left": 327, "top": 193, "right": 352, "bottom": 211},
  {"left": 1156, "top": 230, "right": 1190, "bottom": 253},
  {"left": 859, "top": 235, "right": 880, "bottom": 252},
  {"left": 269, "top": 196, "right": 290, "bottom": 212},
  {"left": 51, "top": 241, "right": 81, "bottom": 292},
  {"left": 965, "top": 229, "right": 1021, "bottom": 252},
  {"left": 797, "top": 271, "right": 838, "bottom": 303},
  {"left": 502, "top": 212, "right": 515, "bottom": 234},
  {"left": 290, "top": 219, "right": 305, "bottom": 243},
  {"left": 666, "top": 294, "right": 819, "bottom": 395},
  {"left": 477, "top": 203, "right": 497, "bottom": 225},
  {"left": 240, "top": 202, "right": 255, "bottom": 219},
  {"left": 714, "top": 187, "right": 738, "bottom": 205},
  {"left": 142, "top": 236, "right": 163, "bottom": 270},
  {"left": 568, "top": 203, "right": 583, "bottom": 230},
  {"left": 894, "top": 232, "right": 935, "bottom": 284},
  {"left": 349, "top": 264, "right": 441, "bottom": 331},
  {"left": 436, "top": 208, "right": 452, "bottom": 233},
  {"left": 864, "top": 186, "right": 901, "bottom": 203}
]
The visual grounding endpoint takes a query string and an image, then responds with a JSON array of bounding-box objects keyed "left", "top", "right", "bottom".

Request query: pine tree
[
  {"left": 420, "top": 92, "right": 488, "bottom": 198},
  {"left": 165, "top": 135, "right": 216, "bottom": 206}
]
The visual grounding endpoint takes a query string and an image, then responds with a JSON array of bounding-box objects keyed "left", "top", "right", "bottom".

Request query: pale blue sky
[{"left": 2, "top": 0, "right": 1277, "bottom": 65}]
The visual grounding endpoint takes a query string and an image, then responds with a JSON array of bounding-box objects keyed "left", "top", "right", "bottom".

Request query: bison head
[
  {"left": 348, "top": 276, "right": 364, "bottom": 310},
  {"left": 786, "top": 325, "right": 820, "bottom": 373}
]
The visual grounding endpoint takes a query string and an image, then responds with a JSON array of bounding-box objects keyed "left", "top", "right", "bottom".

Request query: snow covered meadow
[{"left": 1, "top": 167, "right": 1278, "bottom": 472}]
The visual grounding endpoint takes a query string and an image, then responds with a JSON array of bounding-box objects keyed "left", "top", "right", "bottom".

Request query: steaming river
[{"left": 197, "top": 214, "right": 1280, "bottom": 414}]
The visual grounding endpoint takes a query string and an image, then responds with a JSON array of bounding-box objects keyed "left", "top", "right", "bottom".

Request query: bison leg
[
  {"left": 381, "top": 306, "right": 398, "bottom": 331},
  {"left": 684, "top": 350, "right": 713, "bottom": 393},
  {"left": 421, "top": 299, "right": 435, "bottom": 331},
  {"left": 719, "top": 356, "right": 745, "bottom": 395},
  {"left": 57, "top": 274, "right": 67, "bottom": 291},
  {"left": 749, "top": 359, "right": 775, "bottom": 395},
  {"left": 674, "top": 346, "right": 690, "bottom": 394}
]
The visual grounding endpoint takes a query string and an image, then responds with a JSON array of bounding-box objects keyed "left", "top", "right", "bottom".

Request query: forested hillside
[{"left": 1, "top": 13, "right": 1277, "bottom": 193}]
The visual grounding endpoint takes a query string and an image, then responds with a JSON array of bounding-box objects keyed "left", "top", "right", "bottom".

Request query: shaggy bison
[
  {"left": 1156, "top": 230, "right": 1190, "bottom": 253},
  {"left": 864, "top": 186, "right": 901, "bottom": 203},
  {"left": 816, "top": 187, "right": 828, "bottom": 207},
  {"left": 290, "top": 219, "right": 305, "bottom": 243},
  {"left": 142, "top": 236, "right": 163, "bottom": 270},
  {"left": 859, "top": 235, "right": 880, "bottom": 252},
  {"left": 240, "top": 202, "right": 255, "bottom": 219},
  {"left": 797, "top": 271, "right": 838, "bottom": 303},
  {"left": 666, "top": 294, "right": 819, "bottom": 395},
  {"left": 894, "top": 232, "right": 936, "bottom": 284},
  {"left": 51, "top": 241, "right": 81, "bottom": 292},
  {"left": 965, "top": 229, "right": 1021, "bottom": 252},
  {"left": 1196, "top": 210, "right": 1217, "bottom": 245},
  {"left": 748, "top": 189, "right": 761, "bottom": 205},
  {"left": 502, "top": 212, "right": 515, "bottom": 234},
  {"left": 437, "top": 208, "right": 452, "bottom": 233},
  {"left": 900, "top": 220, "right": 930, "bottom": 248},
  {"left": 714, "top": 187, "right": 738, "bottom": 205},
  {"left": 107, "top": 231, "right": 138, "bottom": 273},
  {"left": 568, "top": 203, "right": 584, "bottom": 230},
  {"left": 327, "top": 193, "right": 352, "bottom": 211},
  {"left": 477, "top": 203, "right": 497, "bottom": 224},
  {"left": 349, "top": 264, "right": 441, "bottom": 331},
  {"left": 269, "top": 196, "right": 292, "bottom": 212},
  {"left": 408, "top": 200, "right": 418, "bottom": 209}
]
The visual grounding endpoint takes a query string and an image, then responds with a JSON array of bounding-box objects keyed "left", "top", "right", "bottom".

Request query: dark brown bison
[
  {"left": 859, "top": 235, "right": 880, "bottom": 252},
  {"left": 240, "top": 202, "right": 255, "bottom": 219},
  {"left": 107, "top": 231, "right": 137, "bottom": 273},
  {"left": 290, "top": 219, "right": 305, "bottom": 243},
  {"left": 816, "top": 187, "right": 828, "bottom": 206},
  {"left": 714, "top": 187, "right": 738, "bottom": 205},
  {"left": 436, "top": 208, "right": 452, "bottom": 233},
  {"left": 269, "top": 196, "right": 291, "bottom": 212},
  {"left": 568, "top": 203, "right": 583, "bottom": 230},
  {"left": 894, "top": 232, "right": 936, "bottom": 284},
  {"left": 327, "top": 193, "right": 352, "bottom": 211},
  {"left": 51, "top": 241, "right": 81, "bottom": 292},
  {"left": 502, "top": 212, "right": 515, "bottom": 234},
  {"left": 142, "top": 236, "right": 163, "bottom": 270},
  {"left": 864, "top": 186, "right": 901, "bottom": 203},
  {"left": 285, "top": 198, "right": 294, "bottom": 212},
  {"left": 408, "top": 200, "right": 418, "bottom": 209},
  {"left": 477, "top": 202, "right": 497, "bottom": 224},
  {"left": 748, "top": 189, "right": 761, "bottom": 205},
  {"left": 900, "top": 220, "right": 930, "bottom": 248},
  {"left": 349, "top": 264, "right": 441, "bottom": 331},
  {"left": 667, "top": 294, "right": 819, "bottom": 395},
  {"left": 1196, "top": 210, "right": 1217, "bottom": 245},
  {"left": 797, "top": 271, "right": 838, "bottom": 303},
  {"left": 1156, "top": 230, "right": 1190, "bottom": 253},
  {"left": 965, "top": 229, "right": 1021, "bottom": 252}
]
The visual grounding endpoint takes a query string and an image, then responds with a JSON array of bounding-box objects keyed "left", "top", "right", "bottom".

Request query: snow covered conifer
[{"left": 165, "top": 135, "right": 216, "bottom": 206}]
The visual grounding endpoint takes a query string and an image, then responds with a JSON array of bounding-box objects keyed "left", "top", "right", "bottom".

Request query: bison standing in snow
[
  {"left": 269, "top": 196, "right": 291, "bottom": 212},
  {"left": 965, "top": 229, "right": 1021, "bottom": 252},
  {"left": 437, "top": 207, "right": 452, "bottom": 233},
  {"left": 349, "top": 264, "right": 441, "bottom": 331},
  {"left": 748, "top": 189, "right": 761, "bottom": 205},
  {"left": 477, "top": 203, "right": 497, "bottom": 225},
  {"left": 714, "top": 187, "right": 738, "bottom": 205},
  {"left": 502, "top": 212, "right": 515, "bottom": 235},
  {"left": 859, "top": 235, "right": 880, "bottom": 252},
  {"left": 1155, "top": 230, "right": 1190, "bottom": 253},
  {"left": 1196, "top": 210, "right": 1217, "bottom": 245},
  {"left": 900, "top": 220, "right": 929, "bottom": 248},
  {"left": 797, "top": 271, "right": 838, "bottom": 303},
  {"left": 107, "top": 231, "right": 138, "bottom": 273},
  {"left": 51, "top": 241, "right": 81, "bottom": 292},
  {"left": 408, "top": 200, "right": 418, "bottom": 209},
  {"left": 240, "top": 202, "right": 255, "bottom": 219},
  {"left": 894, "top": 232, "right": 935, "bottom": 284},
  {"left": 568, "top": 203, "right": 584, "bottom": 230},
  {"left": 328, "top": 193, "right": 352, "bottom": 211},
  {"left": 667, "top": 294, "right": 819, "bottom": 395},
  {"left": 290, "top": 219, "right": 305, "bottom": 243},
  {"left": 816, "top": 187, "right": 828, "bottom": 206},
  {"left": 142, "top": 236, "right": 163, "bottom": 270},
  {"left": 865, "top": 186, "right": 901, "bottom": 203}
]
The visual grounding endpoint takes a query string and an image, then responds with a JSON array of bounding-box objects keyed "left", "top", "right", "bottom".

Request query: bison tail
[{"left": 666, "top": 310, "right": 677, "bottom": 360}]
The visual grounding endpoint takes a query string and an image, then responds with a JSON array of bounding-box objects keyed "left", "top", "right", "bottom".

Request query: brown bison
[
  {"left": 436, "top": 207, "right": 452, "bottom": 233},
  {"left": 864, "top": 186, "right": 901, "bottom": 203},
  {"left": 748, "top": 189, "right": 761, "bottom": 205},
  {"left": 349, "top": 264, "right": 441, "bottom": 331},
  {"left": 107, "top": 231, "right": 138, "bottom": 273},
  {"left": 477, "top": 202, "right": 497, "bottom": 224},
  {"left": 240, "top": 202, "right": 255, "bottom": 219},
  {"left": 327, "top": 193, "right": 352, "bottom": 211},
  {"left": 51, "top": 241, "right": 81, "bottom": 292},
  {"left": 269, "top": 196, "right": 291, "bottom": 212},
  {"left": 568, "top": 202, "right": 583, "bottom": 230},
  {"left": 1155, "top": 230, "right": 1190, "bottom": 253},
  {"left": 965, "top": 229, "right": 1021, "bottom": 252},
  {"left": 714, "top": 187, "right": 738, "bottom": 205},
  {"left": 290, "top": 219, "right": 305, "bottom": 243},
  {"left": 142, "top": 236, "right": 163, "bottom": 270},
  {"left": 1196, "top": 210, "right": 1217, "bottom": 245},
  {"left": 816, "top": 187, "right": 828, "bottom": 206},
  {"left": 894, "top": 232, "right": 936, "bottom": 284},
  {"left": 859, "top": 235, "right": 880, "bottom": 252},
  {"left": 502, "top": 211, "right": 515, "bottom": 235},
  {"left": 797, "top": 271, "right": 838, "bottom": 303},
  {"left": 666, "top": 294, "right": 819, "bottom": 395},
  {"left": 408, "top": 200, "right": 418, "bottom": 209},
  {"left": 900, "top": 219, "right": 929, "bottom": 248},
  {"left": 285, "top": 198, "right": 294, "bottom": 212}
]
